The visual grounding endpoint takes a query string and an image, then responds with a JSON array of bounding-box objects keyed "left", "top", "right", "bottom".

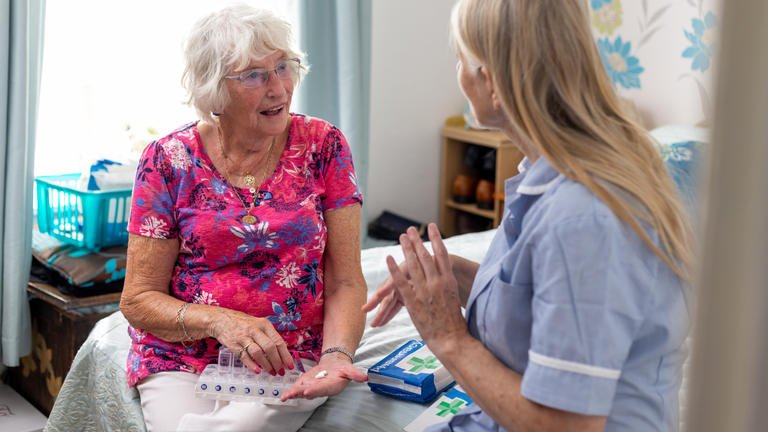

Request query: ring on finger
[
  {"left": 241, "top": 341, "right": 255, "bottom": 358},
  {"left": 234, "top": 348, "right": 244, "bottom": 359}
]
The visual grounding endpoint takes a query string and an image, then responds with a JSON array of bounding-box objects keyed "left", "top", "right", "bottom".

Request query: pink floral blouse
[{"left": 125, "top": 114, "right": 362, "bottom": 387}]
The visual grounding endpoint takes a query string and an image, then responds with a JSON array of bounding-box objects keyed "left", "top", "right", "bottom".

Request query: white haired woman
[
  {"left": 364, "top": 0, "right": 694, "bottom": 431},
  {"left": 119, "top": 4, "right": 367, "bottom": 431}
]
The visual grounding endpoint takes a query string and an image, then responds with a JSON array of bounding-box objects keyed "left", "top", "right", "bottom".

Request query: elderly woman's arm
[
  {"left": 282, "top": 204, "right": 368, "bottom": 400},
  {"left": 120, "top": 234, "right": 294, "bottom": 374}
]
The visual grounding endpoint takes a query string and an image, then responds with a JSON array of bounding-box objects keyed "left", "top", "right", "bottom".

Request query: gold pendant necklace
[{"left": 216, "top": 121, "right": 276, "bottom": 225}]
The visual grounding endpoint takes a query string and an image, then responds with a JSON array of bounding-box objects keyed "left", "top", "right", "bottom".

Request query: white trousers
[{"left": 137, "top": 360, "right": 326, "bottom": 432}]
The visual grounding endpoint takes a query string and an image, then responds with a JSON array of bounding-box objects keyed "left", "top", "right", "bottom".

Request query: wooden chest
[{"left": 5, "top": 283, "right": 121, "bottom": 416}]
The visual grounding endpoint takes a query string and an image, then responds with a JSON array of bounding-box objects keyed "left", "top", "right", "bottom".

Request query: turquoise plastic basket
[{"left": 35, "top": 174, "right": 133, "bottom": 249}]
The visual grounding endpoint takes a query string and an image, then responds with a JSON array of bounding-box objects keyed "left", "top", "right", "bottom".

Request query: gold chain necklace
[
  {"left": 217, "top": 122, "right": 275, "bottom": 187},
  {"left": 216, "top": 122, "right": 276, "bottom": 225}
]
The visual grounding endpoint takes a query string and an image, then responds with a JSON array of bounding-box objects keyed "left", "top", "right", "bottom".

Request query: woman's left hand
[
  {"left": 388, "top": 224, "right": 470, "bottom": 356},
  {"left": 281, "top": 355, "right": 368, "bottom": 401}
]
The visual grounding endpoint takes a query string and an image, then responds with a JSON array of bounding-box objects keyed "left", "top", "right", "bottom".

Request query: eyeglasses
[{"left": 224, "top": 58, "right": 301, "bottom": 88}]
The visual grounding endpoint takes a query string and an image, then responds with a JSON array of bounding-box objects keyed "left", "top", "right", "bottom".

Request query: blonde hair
[
  {"left": 451, "top": 0, "right": 694, "bottom": 279},
  {"left": 182, "top": 4, "right": 308, "bottom": 124}
]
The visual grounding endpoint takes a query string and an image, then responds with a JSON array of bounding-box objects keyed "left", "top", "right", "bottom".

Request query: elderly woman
[
  {"left": 364, "top": 0, "right": 694, "bottom": 431},
  {"left": 119, "top": 4, "right": 367, "bottom": 431}
]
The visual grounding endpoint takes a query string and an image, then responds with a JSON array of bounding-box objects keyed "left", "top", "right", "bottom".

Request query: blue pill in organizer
[
  {"left": 272, "top": 389, "right": 279, "bottom": 396},
  {"left": 245, "top": 387, "right": 251, "bottom": 394},
  {"left": 215, "top": 385, "right": 222, "bottom": 392},
  {"left": 201, "top": 384, "right": 207, "bottom": 390},
  {"left": 258, "top": 389, "right": 265, "bottom": 395},
  {"left": 230, "top": 386, "right": 236, "bottom": 393}
]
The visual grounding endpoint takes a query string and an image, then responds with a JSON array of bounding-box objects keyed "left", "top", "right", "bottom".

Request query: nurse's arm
[
  {"left": 435, "top": 334, "right": 607, "bottom": 432},
  {"left": 449, "top": 254, "right": 480, "bottom": 306}
]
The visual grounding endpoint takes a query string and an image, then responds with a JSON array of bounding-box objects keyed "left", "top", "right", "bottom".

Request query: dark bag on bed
[{"left": 368, "top": 211, "right": 431, "bottom": 241}]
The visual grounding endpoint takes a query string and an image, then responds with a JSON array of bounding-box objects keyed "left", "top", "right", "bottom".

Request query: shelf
[
  {"left": 445, "top": 200, "right": 495, "bottom": 219},
  {"left": 440, "top": 125, "right": 524, "bottom": 237},
  {"left": 441, "top": 125, "right": 515, "bottom": 149}
]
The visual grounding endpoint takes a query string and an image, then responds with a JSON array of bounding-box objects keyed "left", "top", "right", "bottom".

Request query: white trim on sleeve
[{"left": 528, "top": 350, "right": 621, "bottom": 380}]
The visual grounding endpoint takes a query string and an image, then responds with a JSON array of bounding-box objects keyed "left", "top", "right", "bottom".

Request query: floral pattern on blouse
[{"left": 125, "top": 114, "right": 362, "bottom": 386}]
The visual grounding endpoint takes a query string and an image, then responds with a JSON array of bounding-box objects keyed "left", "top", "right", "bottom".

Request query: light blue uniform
[{"left": 427, "top": 157, "right": 692, "bottom": 432}]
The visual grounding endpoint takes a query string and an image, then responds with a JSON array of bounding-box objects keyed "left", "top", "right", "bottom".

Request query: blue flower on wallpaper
[
  {"left": 683, "top": 11, "right": 718, "bottom": 73},
  {"left": 597, "top": 37, "right": 644, "bottom": 89},
  {"left": 590, "top": 0, "right": 623, "bottom": 35}
]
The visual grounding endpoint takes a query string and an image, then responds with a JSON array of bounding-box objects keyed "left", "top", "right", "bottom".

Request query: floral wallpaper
[{"left": 590, "top": 0, "right": 721, "bottom": 128}]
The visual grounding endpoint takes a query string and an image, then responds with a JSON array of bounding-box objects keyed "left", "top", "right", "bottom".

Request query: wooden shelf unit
[{"left": 439, "top": 125, "right": 524, "bottom": 237}]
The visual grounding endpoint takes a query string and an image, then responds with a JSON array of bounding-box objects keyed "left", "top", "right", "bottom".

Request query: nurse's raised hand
[
  {"left": 363, "top": 259, "right": 412, "bottom": 327},
  {"left": 387, "top": 224, "right": 469, "bottom": 355}
]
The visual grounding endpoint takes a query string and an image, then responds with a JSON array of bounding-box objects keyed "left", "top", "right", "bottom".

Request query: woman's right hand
[
  {"left": 362, "top": 260, "right": 415, "bottom": 327},
  {"left": 208, "top": 308, "right": 295, "bottom": 375}
]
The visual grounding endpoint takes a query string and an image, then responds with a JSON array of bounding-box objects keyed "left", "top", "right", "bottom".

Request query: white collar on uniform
[{"left": 515, "top": 156, "right": 564, "bottom": 196}]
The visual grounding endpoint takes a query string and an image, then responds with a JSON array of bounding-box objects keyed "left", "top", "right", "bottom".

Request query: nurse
[{"left": 362, "top": 0, "right": 694, "bottom": 431}]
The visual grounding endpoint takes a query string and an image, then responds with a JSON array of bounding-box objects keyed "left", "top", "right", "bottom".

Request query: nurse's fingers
[
  {"left": 407, "top": 227, "right": 438, "bottom": 280},
  {"left": 427, "top": 224, "right": 451, "bottom": 276},
  {"left": 373, "top": 292, "right": 405, "bottom": 328},
  {"left": 399, "top": 234, "right": 426, "bottom": 287},
  {"left": 387, "top": 255, "right": 416, "bottom": 305},
  {"left": 362, "top": 275, "right": 395, "bottom": 312},
  {"left": 370, "top": 288, "right": 402, "bottom": 327}
]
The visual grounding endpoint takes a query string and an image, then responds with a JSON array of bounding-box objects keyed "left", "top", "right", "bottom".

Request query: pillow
[
  {"left": 32, "top": 229, "right": 127, "bottom": 287},
  {"left": 659, "top": 140, "right": 705, "bottom": 219}
]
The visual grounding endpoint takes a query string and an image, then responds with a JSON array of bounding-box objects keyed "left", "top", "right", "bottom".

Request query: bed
[
  {"left": 44, "top": 229, "right": 496, "bottom": 432},
  {"left": 44, "top": 124, "right": 703, "bottom": 432}
]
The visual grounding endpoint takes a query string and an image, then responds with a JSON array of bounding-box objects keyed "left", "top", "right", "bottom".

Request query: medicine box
[
  {"left": 404, "top": 386, "right": 474, "bottom": 432},
  {"left": 367, "top": 340, "right": 455, "bottom": 402},
  {"left": 194, "top": 347, "right": 302, "bottom": 406}
]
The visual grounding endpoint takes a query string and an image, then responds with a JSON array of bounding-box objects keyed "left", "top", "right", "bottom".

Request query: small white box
[{"left": 0, "top": 383, "right": 48, "bottom": 432}]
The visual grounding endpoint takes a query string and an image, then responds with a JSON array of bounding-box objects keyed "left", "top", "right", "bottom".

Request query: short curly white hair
[{"left": 181, "top": 3, "right": 307, "bottom": 124}]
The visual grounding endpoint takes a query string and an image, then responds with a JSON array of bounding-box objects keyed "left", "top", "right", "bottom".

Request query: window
[{"left": 35, "top": 0, "right": 299, "bottom": 176}]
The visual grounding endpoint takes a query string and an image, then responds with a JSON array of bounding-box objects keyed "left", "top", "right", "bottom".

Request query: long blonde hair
[{"left": 451, "top": 0, "right": 694, "bottom": 279}]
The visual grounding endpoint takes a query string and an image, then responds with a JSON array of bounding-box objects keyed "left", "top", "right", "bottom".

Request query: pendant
[
  {"left": 242, "top": 215, "right": 257, "bottom": 225},
  {"left": 244, "top": 173, "right": 255, "bottom": 186}
]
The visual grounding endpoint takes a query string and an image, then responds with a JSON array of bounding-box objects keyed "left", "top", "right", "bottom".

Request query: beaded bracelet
[{"left": 321, "top": 347, "right": 354, "bottom": 363}]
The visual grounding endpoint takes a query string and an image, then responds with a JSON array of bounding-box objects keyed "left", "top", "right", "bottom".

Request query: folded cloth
[
  {"left": 32, "top": 229, "right": 127, "bottom": 287},
  {"left": 30, "top": 259, "right": 124, "bottom": 297},
  {"left": 78, "top": 158, "right": 137, "bottom": 191}
]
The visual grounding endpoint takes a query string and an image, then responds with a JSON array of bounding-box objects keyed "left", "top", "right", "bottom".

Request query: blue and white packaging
[
  {"left": 78, "top": 159, "right": 137, "bottom": 191},
  {"left": 404, "top": 386, "right": 474, "bottom": 432},
  {"left": 367, "top": 340, "right": 455, "bottom": 402}
]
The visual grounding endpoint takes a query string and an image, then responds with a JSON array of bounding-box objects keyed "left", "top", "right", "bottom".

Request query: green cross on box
[
  {"left": 407, "top": 355, "right": 440, "bottom": 373},
  {"left": 436, "top": 399, "right": 466, "bottom": 417}
]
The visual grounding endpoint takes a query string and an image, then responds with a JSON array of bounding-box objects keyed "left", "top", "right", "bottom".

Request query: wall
[
  {"left": 589, "top": 0, "right": 721, "bottom": 129},
  {"left": 365, "top": 0, "right": 724, "bottom": 227},
  {"left": 365, "top": 0, "right": 466, "bottom": 226}
]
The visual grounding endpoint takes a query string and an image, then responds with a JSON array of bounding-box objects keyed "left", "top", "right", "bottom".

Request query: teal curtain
[
  {"left": 297, "top": 0, "right": 371, "bottom": 241},
  {"left": 0, "top": 0, "right": 45, "bottom": 367}
]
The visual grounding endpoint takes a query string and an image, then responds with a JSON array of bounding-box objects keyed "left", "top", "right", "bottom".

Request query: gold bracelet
[
  {"left": 175, "top": 303, "right": 192, "bottom": 347},
  {"left": 180, "top": 303, "right": 192, "bottom": 347}
]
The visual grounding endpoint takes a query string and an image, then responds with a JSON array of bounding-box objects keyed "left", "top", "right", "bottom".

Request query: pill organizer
[{"left": 195, "top": 347, "right": 302, "bottom": 406}]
